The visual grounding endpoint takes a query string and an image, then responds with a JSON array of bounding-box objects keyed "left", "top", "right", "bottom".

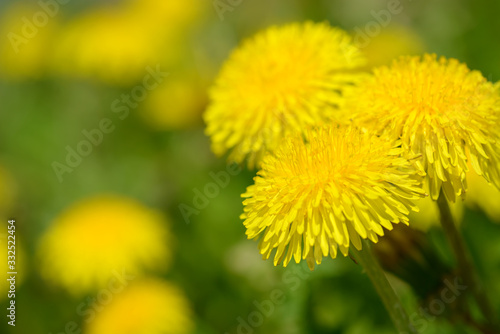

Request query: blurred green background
[{"left": 1, "top": 0, "right": 500, "bottom": 333}]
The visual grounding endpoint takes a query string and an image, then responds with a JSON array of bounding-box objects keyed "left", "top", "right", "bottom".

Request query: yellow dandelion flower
[
  {"left": 51, "top": 0, "right": 204, "bottom": 86},
  {"left": 126, "top": 0, "right": 207, "bottom": 28},
  {"left": 38, "top": 195, "right": 170, "bottom": 294},
  {"left": 344, "top": 54, "right": 500, "bottom": 201},
  {"left": 205, "top": 22, "right": 366, "bottom": 168},
  {"left": 51, "top": 7, "right": 165, "bottom": 85},
  {"left": 85, "top": 279, "right": 193, "bottom": 334},
  {"left": 0, "top": 3, "right": 59, "bottom": 79},
  {"left": 466, "top": 169, "right": 500, "bottom": 222},
  {"left": 360, "top": 24, "right": 425, "bottom": 69},
  {"left": 409, "top": 196, "right": 463, "bottom": 232},
  {"left": 241, "top": 126, "right": 425, "bottom": 270},
  {"left": 141, "top": 71, "right": 206, "bottom": 130}
]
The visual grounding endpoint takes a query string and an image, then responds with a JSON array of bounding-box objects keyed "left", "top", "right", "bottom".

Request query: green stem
[
  {"left": 351, "top": 240, "right": 419, "bottom": 334},
  {"left": 436, "top": 192, "right": 499, "bottom": 328}
]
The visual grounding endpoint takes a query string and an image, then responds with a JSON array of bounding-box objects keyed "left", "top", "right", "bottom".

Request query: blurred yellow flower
[
  {"left": 205, "top": 22, "right": 366, "bottom": 168},
  {"left": 409, "top": 196, "right": 463, "bottom": 232},
  {"left": 360, "top": 24, "right": 425, "bottom": 69},
  {"left": 0, "top": 3, "right": 59, "bottom": 79},
  {"left": 141, "top": 71, "right": 207, "bottom": 130},
  {"left": 51, "top": 7, "right": 165, "bottom": 85},
  {"left": 85, "top": 278, "right": 193, "bottom": 334},
  {"left": 126, "top": 0, "right": 207, "bottom": 28},
  {"left": 51, "top": 0, "right": 206, "bottom": 85},
  {"left": 344, "top": 54, "right": 500, "bottom": 202},
  {"left": 241, "top": 126, "right": 425, "bottom": 270},
  {"left": 466, "top": 170, "right": 500, "bottom": 222},
  {"left": 38, "top": 195, "right": 171, "bottom": 294}
]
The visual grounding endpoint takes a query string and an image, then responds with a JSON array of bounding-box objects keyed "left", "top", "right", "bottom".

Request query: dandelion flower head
[
  {"left": 360, "top": 24, "right": 425, "bottom": 69},
  {"left": 205, "top": 22, "right": 366, "bottom": 168},
  {"left": 85, "top": 279, "right": 193, "bottom": 334},
  {"left": 0, "top": 3, "right": 58, "bottom": 79},
  {"left": 51, "top": 7, "right": 163, "bottom": 85},
  {"left": 344, "top": 54, "right": 500, "bottom": 201},
  {"left": 141, "top": 71, "right": 206, "bottom": 130},
  {"left": 51, "top": 0, "right": 203, "bottom": 86},
  {"left": 38, "top": 195, "right": 171, "bottom": 294},
  {"left": 241, "top": 126, "right": 425, "bottom": 269}
]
